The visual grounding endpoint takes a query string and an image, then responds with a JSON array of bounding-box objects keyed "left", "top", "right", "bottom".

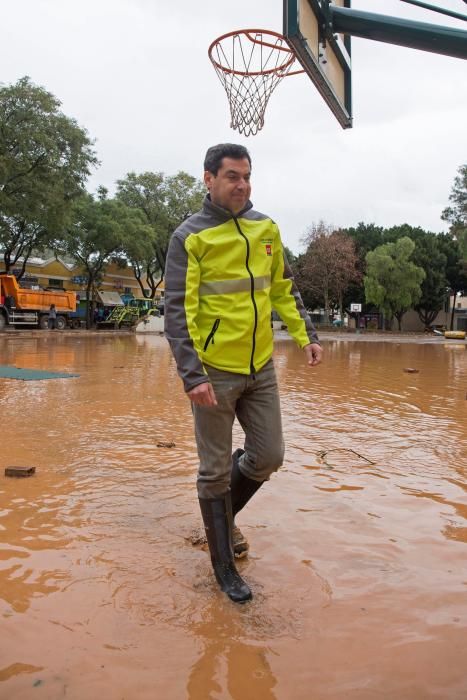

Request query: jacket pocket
[{"left": 203, "top": 318, "right": 221, "bottom": 351}]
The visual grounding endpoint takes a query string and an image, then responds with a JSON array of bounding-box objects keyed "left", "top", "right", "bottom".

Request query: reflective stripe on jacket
[{"left": 165, "top": 196, "right": 319, "bottom": 392}]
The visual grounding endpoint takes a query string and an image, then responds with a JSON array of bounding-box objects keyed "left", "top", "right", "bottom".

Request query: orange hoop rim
[{"left": 208, "top": 28, "right": 300, "bottom": 77}]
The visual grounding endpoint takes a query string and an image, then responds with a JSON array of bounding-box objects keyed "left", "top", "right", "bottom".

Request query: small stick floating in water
[{"left": 317, "top": 448, "right": 376, "bottom": 467}]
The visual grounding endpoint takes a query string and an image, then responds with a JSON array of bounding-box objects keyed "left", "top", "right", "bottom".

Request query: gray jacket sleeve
[{"left": 164, "top": 232, "right": 209, "bottom": 392}]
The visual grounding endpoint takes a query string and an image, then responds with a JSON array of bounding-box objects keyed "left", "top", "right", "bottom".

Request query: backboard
[{"left": 283, "top": 0, "right": 352, "bottom": 128}]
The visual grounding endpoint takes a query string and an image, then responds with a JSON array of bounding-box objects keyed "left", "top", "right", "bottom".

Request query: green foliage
[
  {"left": 283, "top": 245, "right": 297, "bottom": 266},
  {"left": 364, "top": 237, "right": 425, "bottom": 329},
  {"left": 439, "top": 165, "right": 467, "bottom": 328},
  {"left": 57, "top": 192, "right": 152, "bottom": 327},
  {"left": 438, "top": 233, "right": 467, "bottom": 294},
  {"left": 341, "top": 223, "right": 386, "bottom": 311},
  {"left": 384, "top": 223, "right": 430, "bottom": 244},
  {"left": 437, "top": 233, "right": 467, "bottom": 329},
  {"left": 411, "top": 233, "right": 448, "bottom": 327},
  {"left": 116, "top": 171, "right": 205, "bottom": 297},
  {"left": 442, "top": 164, "right": 467, "bottom": 256},
  {"left": 378, "top": 225, "right": 449, "bottom": 327},
  {"left": 0, "top": 76, "right": 97, "bottom": 275},
  {"left": 344, "top": 222, "right": 385, "bottom": 258}
]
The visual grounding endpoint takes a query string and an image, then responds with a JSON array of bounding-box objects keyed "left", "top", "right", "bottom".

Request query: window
[
  {"left": 124, "top": 287, "right": 131, "bottom": 295},
  {"left": 48, "top": 279, "right": 64, "bottom": 288}
]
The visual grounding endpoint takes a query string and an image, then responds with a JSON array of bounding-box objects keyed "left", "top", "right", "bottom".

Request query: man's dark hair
[{"left": 204, "top": 143, "right": 251, "bottom": 175}]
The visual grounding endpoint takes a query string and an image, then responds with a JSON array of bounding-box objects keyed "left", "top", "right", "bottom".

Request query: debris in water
[
  {"left": 187, "top": 528, "right": 207, "bottom": 547},
  {"left": 5, "top": 466, "right": 36, "bottom": 478},
  {"left": 156, "top": 441, "right": 176, "bottom": 448},
  {"left": 403, "top": 368, "right": 419, "bottom": 373},
  {"left": 316, "top": 448, "right": 376, "bottom": 468}
]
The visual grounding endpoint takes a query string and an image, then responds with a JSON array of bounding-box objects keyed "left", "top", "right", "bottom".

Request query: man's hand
[
  {"left": 304, "top": 343, "right": 323, "bottom": 367},
  {"left": 187, "top": 381, "right": 218, "bottom": 406}
]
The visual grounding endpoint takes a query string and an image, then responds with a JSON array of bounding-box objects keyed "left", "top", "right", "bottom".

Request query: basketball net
[{"left": 208, "top": 29, "right": 302, "bottom": 137}]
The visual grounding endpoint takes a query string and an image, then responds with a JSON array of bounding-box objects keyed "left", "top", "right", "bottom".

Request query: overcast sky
[{"left": 2, "top": 0, "right": 466, "bottom": 252}]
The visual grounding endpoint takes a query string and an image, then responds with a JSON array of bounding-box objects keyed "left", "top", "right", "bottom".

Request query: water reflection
[
  {"left": 1, "top": 334, "right": 466, "bottom": 699},
  {"left": 187, "top": 603, "right": 277, "bottom": 700}
]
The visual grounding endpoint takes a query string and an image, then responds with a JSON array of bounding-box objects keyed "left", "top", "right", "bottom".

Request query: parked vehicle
[
  {"left": 96, "top": 304, "right": 140, "bottom": 329},
  {"left": 0, "top": 274, "right": 77, "bottom": 330},
  {"left": 128, "top": 298, "right": 157, "bottom": 317}
]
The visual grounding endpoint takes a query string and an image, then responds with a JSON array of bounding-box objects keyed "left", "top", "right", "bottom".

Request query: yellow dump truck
[{"left": 0, "top": 274, "right": 77, "bottom": 330}]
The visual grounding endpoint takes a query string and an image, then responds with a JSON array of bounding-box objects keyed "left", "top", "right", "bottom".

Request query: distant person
[
  {"left": 165, "top": 143, "right": 322, "bottom": 603},
  {"left": 94, "top": 306, "right": 105, "bottom": 324},
  {"left": 48, "top": 304, "right": 57, "bottom": 330}
]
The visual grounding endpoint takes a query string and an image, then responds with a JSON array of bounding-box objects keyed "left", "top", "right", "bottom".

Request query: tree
[
  {"left": 342, "top": 222, "right": 385, "bottom": 311},
  {"left": 442, "top": 164, "right": 467, "bottom": 260},
  {"left": 440, "top": 165, "right": 467, "bottom": 329},
  {"left": 0, "top": 76, "right": 97, "bottom": 275},
  {"left": 299, "top": 221, "right": 361, "bottom": 323},
  {"left": 384, "top": 225, "right": 449, "bottom": 329},
  {"left": 411, "top": 233, "right": 448, "bottom": 328},
  {"left": 438, "top": 233, "right": 467, "bottom": 330},
  {"left": 364, "top": 237, "right": 425, "bottom": 330},
  {"left": 283, "top": 245, "right": 297, "bottom": 266},
  {"left": 116, "top": 171, "right": 205, "bottom": 297},
  {"left": 56, "top": 190, "right": 152, "bottom": 327},
  {"left": 292, "top": 253, "right": 322, "bottom": 311},
  {"left": 345, "top": 222, "right": 385, "bottom": 258}
]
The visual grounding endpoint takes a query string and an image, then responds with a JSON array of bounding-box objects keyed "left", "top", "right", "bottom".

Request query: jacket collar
[{"left": 203, "top": 194, "right": 253, "bottom": 222}]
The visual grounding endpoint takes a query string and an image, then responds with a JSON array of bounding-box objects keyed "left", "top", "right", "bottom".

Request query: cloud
[{"left": 2, "top": 0, "right": 465, "bottom": 252}]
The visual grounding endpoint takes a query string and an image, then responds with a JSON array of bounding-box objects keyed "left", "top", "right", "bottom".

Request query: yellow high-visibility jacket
[{"left": 165, "top": 196, "right": 319, "bottom": 392}]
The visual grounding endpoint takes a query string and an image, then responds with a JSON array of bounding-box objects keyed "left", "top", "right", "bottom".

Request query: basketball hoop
[{"left": 208, "top": 29, "right": 303, "bottom": 137}]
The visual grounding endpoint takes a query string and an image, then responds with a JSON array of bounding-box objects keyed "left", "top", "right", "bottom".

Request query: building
[{"left": 0, "top": 256, "right": 165, "bottom": 303}]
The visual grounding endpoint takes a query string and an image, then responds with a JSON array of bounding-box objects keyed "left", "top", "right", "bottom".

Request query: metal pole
[
  {"left": 329, "top": 6, "right": 467, "bottom": 60},
  {"left": 399, "top": 0, "right": 467, "bottom": 23}
]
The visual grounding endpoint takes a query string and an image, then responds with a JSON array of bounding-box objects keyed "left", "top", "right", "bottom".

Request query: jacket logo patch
[{"left": 265, "top": 244, "right": 272, "bottom": 256}]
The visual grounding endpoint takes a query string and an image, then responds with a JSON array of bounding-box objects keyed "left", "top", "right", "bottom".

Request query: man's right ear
[{"left": 204, "top": 170, "right": 214, "bottom": 189}]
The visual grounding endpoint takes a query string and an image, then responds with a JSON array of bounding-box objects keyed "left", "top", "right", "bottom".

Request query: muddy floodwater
[{"left": 1, "top": 332, "right": 466, "bottom": 699}]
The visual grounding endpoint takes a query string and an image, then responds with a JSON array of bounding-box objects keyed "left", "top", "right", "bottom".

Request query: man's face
[{"left": 204, "top": 157, "right": 251, "bottom": 215}]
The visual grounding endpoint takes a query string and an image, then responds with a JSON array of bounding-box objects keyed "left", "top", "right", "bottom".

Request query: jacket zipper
[
  {"left": 203, "top": 318, "right": 221, "bottom": 351},
  {"left": 233, "top": 217, "right": 257, "bottom": 374}
]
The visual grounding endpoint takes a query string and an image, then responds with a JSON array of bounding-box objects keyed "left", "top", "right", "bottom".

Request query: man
[
  {"left": 165, "top": 143, "right": 322, "bottom": 603},
  {"left": 48, "top": 304, "right": 57, "bottom": 330}
]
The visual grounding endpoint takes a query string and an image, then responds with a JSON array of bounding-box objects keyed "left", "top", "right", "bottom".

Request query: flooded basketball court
[{"left": 1, "top": 332, "right": 466, "bottom": 699}]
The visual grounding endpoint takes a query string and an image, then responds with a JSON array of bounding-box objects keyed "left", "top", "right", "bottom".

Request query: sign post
[{"left": 350, "top": 303, "right": 362, "bottom": 332}]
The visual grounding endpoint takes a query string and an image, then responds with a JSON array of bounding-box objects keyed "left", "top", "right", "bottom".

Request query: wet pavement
[{"left": 0, "top": 332, "right": 466, "bottom": 699}]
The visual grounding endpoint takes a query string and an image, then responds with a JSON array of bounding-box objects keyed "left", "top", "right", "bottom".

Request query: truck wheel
[
  {"left": 0, "top": 314, "right": 6, "bottom": 331},
  {"left": 38, "top": 315, "right": 49, "bottom": 330},
  {"left": 55, "top": 316, "right": 67, "bottom": 331},
  {"left": 72, "top": 318, "right": 81, "bottom": 329}
]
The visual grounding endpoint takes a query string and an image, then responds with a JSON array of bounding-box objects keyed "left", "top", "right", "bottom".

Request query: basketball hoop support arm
[{"left": 328, "top": 6, "right": 467, "bottom": 60}]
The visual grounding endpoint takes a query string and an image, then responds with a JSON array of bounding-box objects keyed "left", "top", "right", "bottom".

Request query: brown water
[{"left": 0, "top": 333, "right": 466, "bottom": 700}]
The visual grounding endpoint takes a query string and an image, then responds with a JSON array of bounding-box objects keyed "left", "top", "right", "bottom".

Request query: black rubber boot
[
  {"left": 230, "top": 448, "right": 264, "bottom": 517},
  {"left": 199, "top": 493, "right": 252, "bottom": 603}
]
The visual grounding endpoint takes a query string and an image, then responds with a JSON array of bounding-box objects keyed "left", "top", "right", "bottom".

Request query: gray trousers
[{"left": 192, "top": 359, "right": 284, "bottom": 499}]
